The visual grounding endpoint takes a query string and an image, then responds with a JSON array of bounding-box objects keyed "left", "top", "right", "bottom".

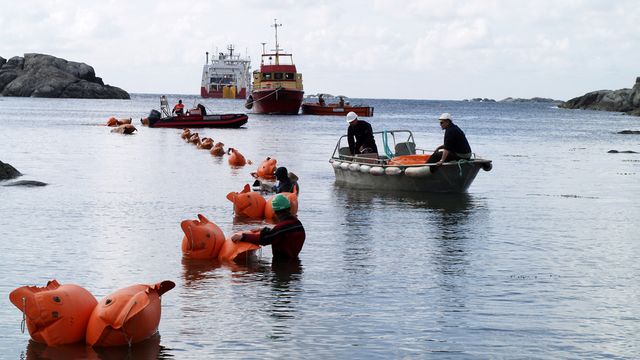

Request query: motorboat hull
[
  {"left": 147, "top": 113, "right": 248, "bottom": 128},
  {"left": 302, "top": 103, "right": 374, "bottom": 117},
  {"left": 251, "top": 88, "right": 304, "bottom": 115},
  {"left": 330, "top": 159, "right": 489, "bottom": 193}
]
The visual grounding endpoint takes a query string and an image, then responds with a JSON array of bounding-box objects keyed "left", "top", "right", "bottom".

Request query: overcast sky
[{"left": 1, "top": 0, "right": 638, "bottom": 100}]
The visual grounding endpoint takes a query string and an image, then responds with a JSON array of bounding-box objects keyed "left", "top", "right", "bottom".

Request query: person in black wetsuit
[
  {"left": 231, "top": 194, "right": 305, "bottom": 261},
  {"left": 272, "top": 167, "right": 299, "bottom": 194},
  {"left": 346, "top": 111, "right": 378, "bottom": 155},
  {"left": 427, "top": 113, "right": 472, "bottom": 167}
]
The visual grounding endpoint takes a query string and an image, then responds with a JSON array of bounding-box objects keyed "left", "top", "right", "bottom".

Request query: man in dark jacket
[
  {"left": 346, "top": 112, "right": 378, "bottom": 155},
  {"left": 427, "top": 113, "right": 472, "bottom": 166},
  {"left": 231, "top": 194, "right": 305, "bottom": 261}
]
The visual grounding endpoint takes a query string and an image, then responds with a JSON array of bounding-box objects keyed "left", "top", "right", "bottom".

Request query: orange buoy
[
  {"left": 227, "top": 148, "right": 247, "bottom": 166},
  {"left": 226, "top": 184, "right": 266, "bottom": 219},
  {"left": 86, "top": 280, "right": 175, "bottom": 347},
  {"left": 181, "top": 128, "right": 191, "bottom": 140},
  {"left": 188, "top": 133, "right": 200, "bottom": 144},
  {"left": 210, "top": 142, "right": 225, "bottom": 156},
  {"left": 181, "top": 214, "right": 226, "bottom": 259},
  {"left": 219, "top": 231, "right": 261, "bottom": 262},
  {"left": 106, "top": 117, "right": 119, "bottom": 126},
  {"left": 197, "top": 137, "right": 213, "bottom": 150},
  {"left": 256, "top": 157, "right": 277, "bottom": 179},
  {"left": 264, "top": 192, "right": 299, "bottom": 220},
  {"left": 110, "top": 124, "right": 137, "bottom": 134},
  {"left": 9, "top": 280, "right": 98, "bottom": 346},
  {"left": 119, "top": 118, "right": 132, "bottom": 125},
  {"left": 140, "top": 117, "right": 150, "bottom": 126}
]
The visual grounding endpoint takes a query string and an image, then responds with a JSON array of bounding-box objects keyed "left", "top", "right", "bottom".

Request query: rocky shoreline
[
  {"left": 0, "top": 53, "right": 129, "bottom": 99},
  {"left": 559, "top": 77, "right": 640, "bottom": 116}
]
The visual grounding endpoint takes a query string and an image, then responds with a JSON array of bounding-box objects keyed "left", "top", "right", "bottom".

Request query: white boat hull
[{"left": 331, "top": 160, "right": 489, "bottom": 193}]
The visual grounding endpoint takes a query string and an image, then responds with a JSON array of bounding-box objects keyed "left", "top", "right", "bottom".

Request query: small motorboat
[
  {"left": 302, "top": 95, "right": 374, "bottom": 117},
  {"left": 329, "top": 130, "right": 492, "bottom": 193},
  {"left": 143, "top": 95, "right": 248, "bottom": 128}
]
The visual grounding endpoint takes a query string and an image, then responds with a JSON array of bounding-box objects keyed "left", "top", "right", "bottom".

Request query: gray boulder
[
  {"left": 0, "top": 160, "right": 21, "bottom": 180},
  {"left": 0, "top": 53, "right": 129, "bottom": 99},
  {"left": 560, "top": 77, "right": 640, "bottom": 115}
]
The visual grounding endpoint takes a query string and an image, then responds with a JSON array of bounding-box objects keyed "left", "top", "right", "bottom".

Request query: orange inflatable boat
[
  {"left": 85, "top": 280, "right": 175, "bottom": 347},
  {"left": 181, "top": 214, "right": 227, "bottom": 260},
  {"left": 264, "top": 192, "right": 299, "bottom": 221},
  {"left": 226, "top": 184, "right": 266, "bottom": 219},
  {"left": 9, "top": 280, "right": 98, "bottom": 346},
  {"left": 254, "top": 157, "right": 277, "bottom": 179},
  {"left": 227, "top": 147, "right": 247, "bottom": 166}
]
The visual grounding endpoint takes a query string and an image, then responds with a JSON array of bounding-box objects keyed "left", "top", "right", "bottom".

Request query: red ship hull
[
  {"left": 251, "top": 88, "right": 304, "bottom": 115},
  {"left": 200, "top": 87, "right": 247, "bottom": 99},
  {"left": 146, "top": 113, "right": 248, "bottom": 128},
  {"left": 301, "top": 103, "right": 374, "bottom": 117}
]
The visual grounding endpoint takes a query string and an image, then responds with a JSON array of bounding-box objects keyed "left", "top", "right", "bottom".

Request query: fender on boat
[
  {"left": 331, "top": 161, "right": 341, "bottom": 169},
  {"left": 86, "top": 280, "right": 175, "bottom": 347},
  {"left": 264, "top": 192, "right": 299, "bottom": 220},
  {"left": 348, "top": 163, "right": 360, "bottom": 171},
  {"left": 369, "top": 166, "right": 385, "bottom": 176},
  {"left": 180, "top": 214, "right": 226, "bottom": 259},
  {"left": 405, "top": 166, "right": 431, "bottom": 177},
  {"left": 226, "top": 184, "right": 266, "bottom": 219},
  {"left": 9, "top": 280, "right": 97, "bottom": 346},
  {"left": 359, "top": 164, "right": 371, "bottom": 173},
  {"left": 385, "top": 166, "right": 402, "bottom": 176},
  {"left": 339, "top": 162, "right": 349, "bottom": 170},
  {"left": 482, "top": 162, "right": 493, "bottom": 171}
]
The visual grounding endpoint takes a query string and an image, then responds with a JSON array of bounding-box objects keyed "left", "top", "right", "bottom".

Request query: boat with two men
[
  {"left": 302, "top": 95, "right": 374, "bottom": 117},
  {"left": 143, "top": 96, "right": 248, "bottom": 128},
  {"left": 329, "top": 130, "right": 492, "bottom": 193}
]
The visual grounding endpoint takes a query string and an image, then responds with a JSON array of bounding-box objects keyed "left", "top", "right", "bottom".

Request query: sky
[{"left": 1, "top": 0, "right": 639, "bottom": 101}]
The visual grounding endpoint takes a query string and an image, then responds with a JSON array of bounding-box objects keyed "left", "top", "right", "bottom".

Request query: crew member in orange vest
[{"left": 173, "top": 100, "right": 185, "bottom": 115}]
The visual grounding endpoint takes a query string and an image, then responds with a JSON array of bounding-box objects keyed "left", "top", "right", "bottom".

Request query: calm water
[{"left": 0, "top": 94, "right": 638, "bottom": 359}]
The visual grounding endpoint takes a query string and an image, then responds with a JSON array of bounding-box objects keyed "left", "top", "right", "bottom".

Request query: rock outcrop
[
  {"left": 559, "top": 77, "right": 640, "bottom": 115},
  {"left": 0, "top": 160, "right": 21, "bottom": 180},
  {"left": 500, "top": 97, "right": 562, "bottom": 104},
  {"left": 0, "top": 53, "right": 129, "bottom": 99}
]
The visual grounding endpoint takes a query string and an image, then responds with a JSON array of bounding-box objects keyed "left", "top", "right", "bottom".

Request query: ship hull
[
  {"left": 251, "top": 88, "right": 304, "bottom": 115},
  {"left": 201, "top": 87, "right": 247, "bottom": 99}
]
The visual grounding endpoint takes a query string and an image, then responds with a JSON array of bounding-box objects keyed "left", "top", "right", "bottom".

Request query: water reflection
[{"left": 23, "top": 333, "right": 169, "bottom": 360}]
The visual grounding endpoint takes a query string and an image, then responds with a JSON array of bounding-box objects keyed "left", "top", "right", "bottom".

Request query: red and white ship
[
  {"left": 245, "top": 20, "right": 304, "bottom": 114},
  {"left": 200, "top": 45, "right": 251, "bottom": 99}
]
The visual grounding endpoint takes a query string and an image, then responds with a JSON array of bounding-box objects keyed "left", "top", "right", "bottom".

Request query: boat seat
[{"left": 394, "top": 142, "right": 416, "bottom": 156}]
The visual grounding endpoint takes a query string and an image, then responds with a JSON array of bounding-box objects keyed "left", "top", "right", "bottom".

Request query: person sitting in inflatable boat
[{"left": 231, "top": 194, "right": 305, "bottom": 261}]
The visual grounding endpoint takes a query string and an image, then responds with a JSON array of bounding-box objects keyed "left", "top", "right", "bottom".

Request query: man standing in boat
[
  {"left": 427, "top": 113, "right": 472, "bottom": 166},
  {"left": 173, "top": 100, "right": 184, "bottom": 115},
  {"left": 346, "top": 111, "right": 378, "bottom": 155}
]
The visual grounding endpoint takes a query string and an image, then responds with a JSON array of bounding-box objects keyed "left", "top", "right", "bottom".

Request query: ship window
[
  {"left": 285, "top": 73, "right": 295, "bottom": 80},
  {"left": 274, "top": 73, "right": 283, "bottom": 80},
  {"left": 262, "top": 73, "right": 272, "bottom": 80}
]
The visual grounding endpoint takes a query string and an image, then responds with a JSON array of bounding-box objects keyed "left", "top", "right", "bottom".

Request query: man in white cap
[
  {"left": 427, "top": 113, "right": 472, "bottom": 167},
  {"left": 346, "top": 111, "right": 378, "bottom": 156}
]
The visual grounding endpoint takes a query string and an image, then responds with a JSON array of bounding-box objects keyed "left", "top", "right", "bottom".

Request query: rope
[
  {"left": 247, "top": 87, "right": 281, "bottom": 105},
  {"left": 382, "top": 130, "right": 394, "bottom": 159},
  {"left": 20, "top": 297, "right": 26, "bottom": 334}
]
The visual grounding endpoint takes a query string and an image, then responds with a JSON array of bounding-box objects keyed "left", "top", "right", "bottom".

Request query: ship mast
[{"left": 271, "top": 19, "right": 282, "bottom": 65}]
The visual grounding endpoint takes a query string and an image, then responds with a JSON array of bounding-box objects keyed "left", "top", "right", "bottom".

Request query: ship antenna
[
  {"left": 271, "top": 19, "right": 282, "bottom": 65},
  {"left": 228, "top": 44, "right": 234, "bottom": 58}
]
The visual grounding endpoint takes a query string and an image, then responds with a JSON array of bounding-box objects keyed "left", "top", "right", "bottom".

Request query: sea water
[{"left": 0, "top": 95, "right": 638, "bottom": 358}]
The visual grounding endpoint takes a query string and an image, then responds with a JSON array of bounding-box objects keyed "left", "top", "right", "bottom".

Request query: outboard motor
[{"left": 149, "top": 109, "right": 161, "bottom": 120}]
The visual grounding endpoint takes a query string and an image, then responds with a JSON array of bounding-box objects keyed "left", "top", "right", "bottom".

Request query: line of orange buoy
[{"left": 106, "top": 117, "right": 137, "bottom": 135}]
